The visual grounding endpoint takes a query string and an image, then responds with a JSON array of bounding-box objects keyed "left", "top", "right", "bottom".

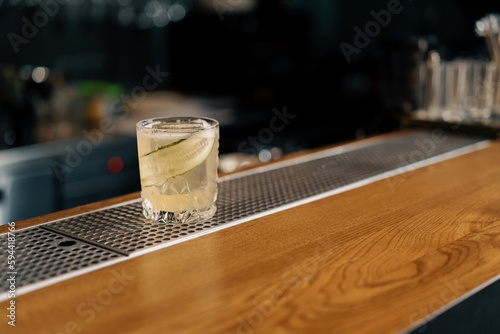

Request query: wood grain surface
[{"left": 1, "top": 132, "right": 500, "bottom": 334}]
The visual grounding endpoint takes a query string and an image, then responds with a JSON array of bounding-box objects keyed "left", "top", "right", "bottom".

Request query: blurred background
[{"left": 0, "top": 0, "right": 499, "bottom": 223}]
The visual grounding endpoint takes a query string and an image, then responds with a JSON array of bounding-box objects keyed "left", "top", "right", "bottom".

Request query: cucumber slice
[{"left": 139, "top": 134, "right": 215, "bottom": 187}]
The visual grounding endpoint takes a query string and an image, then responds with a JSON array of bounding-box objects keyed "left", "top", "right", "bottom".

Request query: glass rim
[{"left": 136, "top": 116, "right": 219, "bottom": 133}]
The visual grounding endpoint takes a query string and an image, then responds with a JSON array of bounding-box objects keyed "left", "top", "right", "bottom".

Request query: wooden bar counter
[{"left": 1, "top": 130, "right": 500, "bottom": 334}]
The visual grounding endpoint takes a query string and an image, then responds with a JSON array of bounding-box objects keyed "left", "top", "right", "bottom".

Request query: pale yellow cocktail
[{"left": 136, "top": 117, "right": 219, "bottom": 224}]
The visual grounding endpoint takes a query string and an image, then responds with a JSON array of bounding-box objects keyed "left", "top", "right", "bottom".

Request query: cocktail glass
[{"left": 136, "top": 117, "right": 219, "bottom": 224}]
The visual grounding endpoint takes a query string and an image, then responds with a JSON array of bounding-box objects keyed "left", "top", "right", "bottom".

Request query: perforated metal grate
[
  {"left": 41, "top": 130, "right": 490, "bottom": 255},
  {"left": 0, "top": 227, "right": 122, "bottom": 292}
]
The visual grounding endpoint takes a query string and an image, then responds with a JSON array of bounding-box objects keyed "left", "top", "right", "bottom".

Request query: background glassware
[{"left": 414, "top": 55, "right": 498, "bottom": 124}]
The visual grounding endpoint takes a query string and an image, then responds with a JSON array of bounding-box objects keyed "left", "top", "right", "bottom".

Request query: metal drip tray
[
  {"left": 42, "top": 130, "right": 489, "bottom": 255},
  {"left": 0, "top": 130, "right": 492, "bottom": 296}
]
